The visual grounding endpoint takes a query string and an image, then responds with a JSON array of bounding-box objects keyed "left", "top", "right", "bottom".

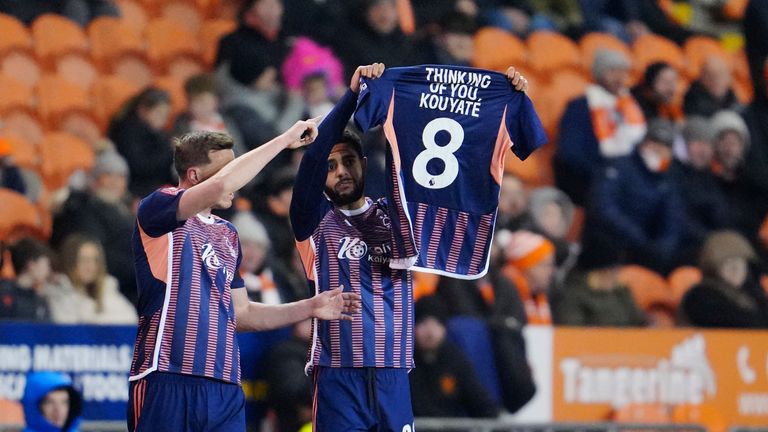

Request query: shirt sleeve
[
  {"left": 353, "top": 76, "right": 390, "bottom": 131},
  {"left": 136, "top": 188, "right": 186, "bottom": 237},
  {"left": 231, "top": 239, "right": 245, "bottom": 290},
  {"left": 505, "top": 92, "right": 548, "bottom": 161}
]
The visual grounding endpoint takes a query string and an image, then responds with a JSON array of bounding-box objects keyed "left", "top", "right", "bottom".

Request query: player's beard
[{"left": 326, "top": 177, "right": 365, "bottom": 207}]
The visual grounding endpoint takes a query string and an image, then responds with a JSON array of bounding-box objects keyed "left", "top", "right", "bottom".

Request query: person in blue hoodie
[{"left": 22, "top": 372, "right": 82, "bottom": 432}]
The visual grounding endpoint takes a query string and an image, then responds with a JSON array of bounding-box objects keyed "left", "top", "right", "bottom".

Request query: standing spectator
[
  {"left": 711, "top": 111, "right": 768, "bottom": 247},
  {"left": 680, "top": 231, "right": 768, "bottom": 328},
  {"left": 554, "top": 49, "right": 646, "bottom": 205},
  {"left": 281, "top": 0, "right": 348, "bottom": 45},
  {"left": 526, "top": 187, "right": 576, "bottom": 271},
  {"left": 497, "top": 175, "right": 531, "bottom": 232},
  {"left": 22, "top": 372, "right": 83, "bottom": 432},
  {"left": 173, "top": 74, "right": 232, "bottom": 138},
  {"left": 425, "top": 12, "right": 477, "bottom": 66},
  {"left": 0, "top": 238, "right": 51, "bottom": 322},
  {"left": 631, "top": 61, "right": 682, "bottom": 123},
  {"left": 108, "top": 88, "right": 175, "bottom": 198},
  {"left": 581, "top": 119, "right": 685, "bottom": 274},
  {"left": 671, "top": 117, "right": 730, "bottom": 264},
  {"left": 410, "top": 295, "right": 501, "bottom": 418},
  {"left": 281, "top": 37, "right": 345, "bottom": 118},
  {"left": 0, "top": 137, "right": 26, "bottom": 195},
  {"left": 48, "top": 235, "right": 137, "bottom": 324},
  {"left": 683, "top": 57, "right": 742, "bottom": 118},
  {"left": 253, "top": 169, "right": 296, "bottom": 272},
  {"left": 50, "top": 151, "right": 137, "bottom": 304},
  {"left": 216, "top": 0, "right": 288, "bottom": 73},
  {"left": 556, "top": 234, "right": 646, "bottom": 326}
]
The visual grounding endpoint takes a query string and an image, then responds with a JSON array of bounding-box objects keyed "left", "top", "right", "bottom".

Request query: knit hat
[
  {"left": 415, "top": 295, "right": 449, "bottom": 325},
  {"left": 231, "top": 211, "right": 271, "bottom": 248},
  {"left": 91, "top": 150, "right": 129, "bottom": 179},
  {"left": 592, "top": 49, "right": 631, "bottom": 80},
  {"left": 699, "top": 230, "right": 756, "bottom": 277},
  {"left": 499, "top": 230, "right": 555, "bottom": 271},
  {"left": 710, "top": 110, "right": 750, "bottom": 147},
  {"left": 643, "top": 118, "right": 676, "bottom": 147},
  {"left": 682, "top": 116, "right": 714, "bottom": 143}
]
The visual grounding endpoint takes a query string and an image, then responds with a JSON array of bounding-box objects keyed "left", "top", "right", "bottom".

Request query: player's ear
[{"left": 187, "top": 167, "right": 200, "bottom": 185}]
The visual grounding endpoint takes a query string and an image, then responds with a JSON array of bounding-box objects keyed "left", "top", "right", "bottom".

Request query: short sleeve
[
  {"left": 353, "top": 76, "right": 390, "bottom": 132},
  {"left": 137, "top": 188, "right": 186, "bottom": 237},
  {"left": 506, "top": 93, "right": 548, "bottom": 161}
]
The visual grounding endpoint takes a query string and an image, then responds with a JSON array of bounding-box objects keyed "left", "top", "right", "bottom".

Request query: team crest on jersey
[{"left": 338, "top": 237, "right": 368, "bottom": 260}]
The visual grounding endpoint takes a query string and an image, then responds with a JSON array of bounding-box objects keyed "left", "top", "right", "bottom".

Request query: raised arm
[
  {"left": 290, "top": 63, "right": 385, "bottom": 241},
  {"left": 177, "top": 120, "right": 318, "bottom": 221}
]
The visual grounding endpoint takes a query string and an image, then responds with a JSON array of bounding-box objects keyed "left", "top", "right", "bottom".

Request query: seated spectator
[
  {"left": 0, "top": 238, "right": 52, "bottom": 321},
  {"left": 680, "top": 231, "right": 768, "bottom": 328},
  {"left": 51, "top": 150, "right": 137, "bottom": 304},
  {"left": 711, "top": 111, "right": 768, "bottom": 247},
  {"left": 410, "top": 295, "right": 501, "bottom": 418},
  {"left": 631, "top": 61, "right": 682, "bottom": 123},
  {"left": 263, "top": 319, "right": 313, "bottom": 432},
  {"left": 554, "top": 49, "right": 646, "bottom": 205},
  {"left": 683, "top": 57, "right": 742, "bottom": 118},
  {"left": 482, "top": 0, "right": 560, "bottom": 38},
  {"left": 48, "top": 235, "right": 137, "bottom": 324},
  {"left": 581, "top": 119, "right": 685, "bottom": 274},
  {"left": 497, "top": 175, "right": 531, "bottom": 232},
  {"left": 252, "top": 169, "right": 297, "bottom": 270},
  {"left": 579, "top": 0, "right": 692, "bottom": 43},
  {"left": 425, "top": 12, "right": 478, "bottom": 66},
  {"left": 108, "top": 87, "right": 175, "bottom": 198},
  {"left": 671, "top": 117, "right": 730, "bottom": 264},
  {"left": 0, "top": 137, "right": 26, "bottom": 195},
  {"left": 22, "top": 371, "right": 82, "bottom": 432},
  {"left": 556, "top": 234, "right": 646, "bottom": 326},
  {"left": 216, "top": 0, "right": 289, "bottom": 71},
  {"left": 173, "top": 74, "right": 231, "bottom": 138},
  {"left": 527, "top": 187, "right": 577, "bottom": 272}
]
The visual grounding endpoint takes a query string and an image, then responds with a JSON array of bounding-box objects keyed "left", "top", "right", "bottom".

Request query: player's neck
[{"left": 336, "top": 197, "right": 367, "bottom": 212}]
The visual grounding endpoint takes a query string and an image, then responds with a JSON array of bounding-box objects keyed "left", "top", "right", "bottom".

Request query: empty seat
[
  {"left": 92, "top": 75, "right": 142, "bottom": 126},
  {"left": 199, "top": 18, "right": 236, "bottom": 66},
  {"left": 0, "top": 188, "right": 45, "bottom": 241},
  {"left": 0, "top": 134, "right": 39, "bottom": 170},
  {"left": 526, "top": 30, "right": 581, "bottom": 76},
  {"left": 39, "top": 132, "right": 96, "bottom": 190},
  {"left": 1, "top": 51, "right": 42, "bottom": 88},
  {"left": 618, "top": 265, "right": 673, "bottom": 311},
  {"left": 31, "top": 14, "right": 89, "bottom": 66},
  {"left": 472, "top": 27, "right": 526, "bottom": 72},
  {"left": 683, "top": 36, "right": 732, "bottom": 79},
  {"left": 1, "top": 110, "right": 45, "bottom": 145},
  {"left": 88, "top": 16, "right": 146, "bottom": 70},
  {"left": 145, "top": 18, "right": 202, "bottom": 72},
  {"left": 36, "top": 75, "right": 92, "bottom": 127},
  {"left": 632, "top": 34, "right": 685, "bottom": 75},
  {"left": 0, "top": 13, "right": 33, "bottom": 55},
  {"left": 0, "top": 73, "right": 33, "bottom": 114},
  {"left": 162, "top": 1, "right": 204, "bottom": 33},
  {"left": 56, "top": 53, "right": 99, "bottom": 89},
  {"left": 114, "top": 0, "right": 149, "bottom": 33}
]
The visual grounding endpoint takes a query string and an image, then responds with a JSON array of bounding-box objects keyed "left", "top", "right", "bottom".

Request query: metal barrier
[{"left": 415, "top": 419, "right": 707, "bottom": 432}]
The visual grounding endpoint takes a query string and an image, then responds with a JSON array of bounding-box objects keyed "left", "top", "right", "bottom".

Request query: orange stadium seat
[
  {"left": 1, "top": 110, "right": 45, "bottom": 145},
  {"left": 200, "top": 18, "right": 237, "bottom": 66},
  {"left": 579, "top": 32, "right": 631, "bottom": 76},
  {"left": 683, "top": 36, "right": 732, "bottom": 79},
  {"left": 155, "top": 75, "right": 186, "bottom": 120},
  {"left": 56, "top": 53, "right": 99, "bottom": 89},
  {"left": 618, "top": 265, "right": 672, "bottom": 311},
  {"left": 472, "top": 27, "right": 526, "bottom": 72},
  {"left": 114, "top": 0, "right": 149, "bottom": 33},
  {"left": 667, "top": 266, "right": 702, "bottom": 305},
  {"left": 146, "top": 18, "right": 202, "bottom": 73},
  {"left": 0, "top": 188, "right": 46, "bottom": 242},
  {"left": 88, "top": 16, "right": 146, "bottom": 70},
  {"left": 0, "top": 13, "right": 32, "bottom": 55},
  {"left": 112, "top": 55, "right": 154, "bottom": 88},
  {"left": 31, "top": 14, "right": 89, "bottom": 66},
  {"left": 0, "top": 73, "right": 33, "bottom": 114},
  {"left": 92, "top": 75, "right": 142, "bottom": 126},
  {"left": 413, "top": 272, "right": 440, "bottom": 302},
  {"left": 0, "top": 398, "right": 24, "bottom": 425},
  {"left": 733, "top": 76, "right": 754, "bottom": 103},
  {"left": 39, "top": 132, "right": 96, "bottom": 190},
  {"left": 723, "top": 0, "right": 748, "bottom": 20},
  {"left": 36, "top": 75, "right": 92, "bottom": 127},
  {"left": 613, "top": 402, "right": 671, "bottom": 423},
  {"left": 632, "top": 34, "right": 685, "bottom": 75},
  {"left": 59, "top": 112, "right": 104, "bottom": 148},
  {"left": 0, "top": 134, "right": 39, "bottom": 170},
  {"left": 733, "top": 49, "right": 750, "bottom": 83},
  {"left": 526, "top": 31, "right": 581, "bottom": 77},
  {"left": 1, "top": 50, "right": 42, "bottom": 88},
  {"left": 537, "top": 70, "right": 588, "bottom": 136},
  {"left": 162, "top": 1, "right": 205, "bottom": 33}
]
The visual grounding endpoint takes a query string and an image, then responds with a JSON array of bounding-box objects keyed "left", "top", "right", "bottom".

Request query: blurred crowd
[{"left": 2, "top": 0, "right": 768, "bottom": 429}]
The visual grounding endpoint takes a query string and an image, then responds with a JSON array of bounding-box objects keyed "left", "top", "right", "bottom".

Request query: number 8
[{"left": 412, "top": 117, "right": 464, "bottom": 189}]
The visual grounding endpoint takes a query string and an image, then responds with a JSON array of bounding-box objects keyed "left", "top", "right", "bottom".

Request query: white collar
[{"left": 339, "top": 199, "right": 371, "bottom": 216}]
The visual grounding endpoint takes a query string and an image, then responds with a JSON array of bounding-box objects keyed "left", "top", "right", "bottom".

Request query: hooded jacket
[{"left": 22, "top": 372, "right": 82, "bottom": 432}]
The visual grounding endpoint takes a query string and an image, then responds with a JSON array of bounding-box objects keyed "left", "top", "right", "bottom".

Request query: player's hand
[
  {"left": 350, "top": 63, "right": 385, "bottom": 94},
  {"left": 284, "top": 120, "right": 318, "bottom": 149},
  {"left": 505, "top": 67, "right": 528, "bottom": 93},
  {"left": 311, "top": 286, "right": 362, "bottom": 321}
]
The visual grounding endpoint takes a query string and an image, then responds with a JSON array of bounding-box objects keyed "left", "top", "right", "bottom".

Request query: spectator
[
  {"left": 497, "top": 175, "right": 531, "bottom": 232},
  {"left": 527, "top": 187, "right": 576, "bottom": 271},
  {"left": 48, "top": 235, "right": 137, "bottom": 324},
  {"left": 216, "top": 0, "right": 288, "bottom": 73},
  {"left": 173, "top": 74, "right": 232, "bottom": 138},
  {"left": 742, "top": 57, "right": 768, "bottom": 199},
  {"left": 683, "top": 56, "right": 742, "bottom": 118},
  {"left": 711, "top": 111, "right": 768, "bottom": 247},
  {"left": 22, "top": 372, "right": 82, "bottom": 432},
  {"left": 554, "top": 49, "right": 646, "bottom": 205},
  {"left": 108, "top": 87, "right": 175, "bottom": 198},
  {"left": 425, "top": 12, "right": 477, "bottom": 66},
  {"left": 581, "top": 119, "right": 685, "bottom": 274},
  {"left": 281, "top": 0, "right": 348, "bottom": 45},
  {"left": 50, "top": 151, "right": 137, "bottom": 304},
  {"left": 556, "top": 233, "right": 646, "bottom": 326},
  {"left": 263, "top": 319, "right": 313, "bottom": 432},
  {"left": 281, "top": 37, "right": 345, "bottom": 118},
  {"left": 0, "top": 238, "right": 51, "bottom": 322},
  {"left": 252, "top": 169, "right": 297, "bottom": 271},
  {"left": 631, "top": 61, "right": 682, "bottom": 123},
  {"left": 671, "top": 117, "right": 730, "bottom": 264},
  {"left": 578, "top": 0, "right": 692, "bottom": 43},
  {"left": 410, "top": 295, "right": 501, "bottom": 418},
  {"left": 333, "top": 0, "right": 427, "bottom": 77},
  {"left": 0, "top": 137, "right": 26, "bottom": 195},
  {"left": 680, "top": 231, "right": 768, "bottom": 328}
]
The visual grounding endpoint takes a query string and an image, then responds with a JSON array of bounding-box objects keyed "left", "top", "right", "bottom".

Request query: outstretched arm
[
  {"left": 290, "top": 63, "right": 385, "bottom": 241},
  {"left": 177, "top": 120, "right": 318, "bottom": 221},
  {"left": 232, "top": 286, "right": 362, "bottom": 331}
]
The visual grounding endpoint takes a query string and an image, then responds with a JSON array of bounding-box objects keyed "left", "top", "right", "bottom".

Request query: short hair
[
  {"left": 10, "top": 237, "right": 50, "bottom": 275},
  {"left": 174, "top": 131, "right": 234, "bottom": 179},
  {"left": 336, "top": 129, "right": 363, "bottom": 159},
  {"left": 184, "top": 74, "right": 217, "bottom": 98}
]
